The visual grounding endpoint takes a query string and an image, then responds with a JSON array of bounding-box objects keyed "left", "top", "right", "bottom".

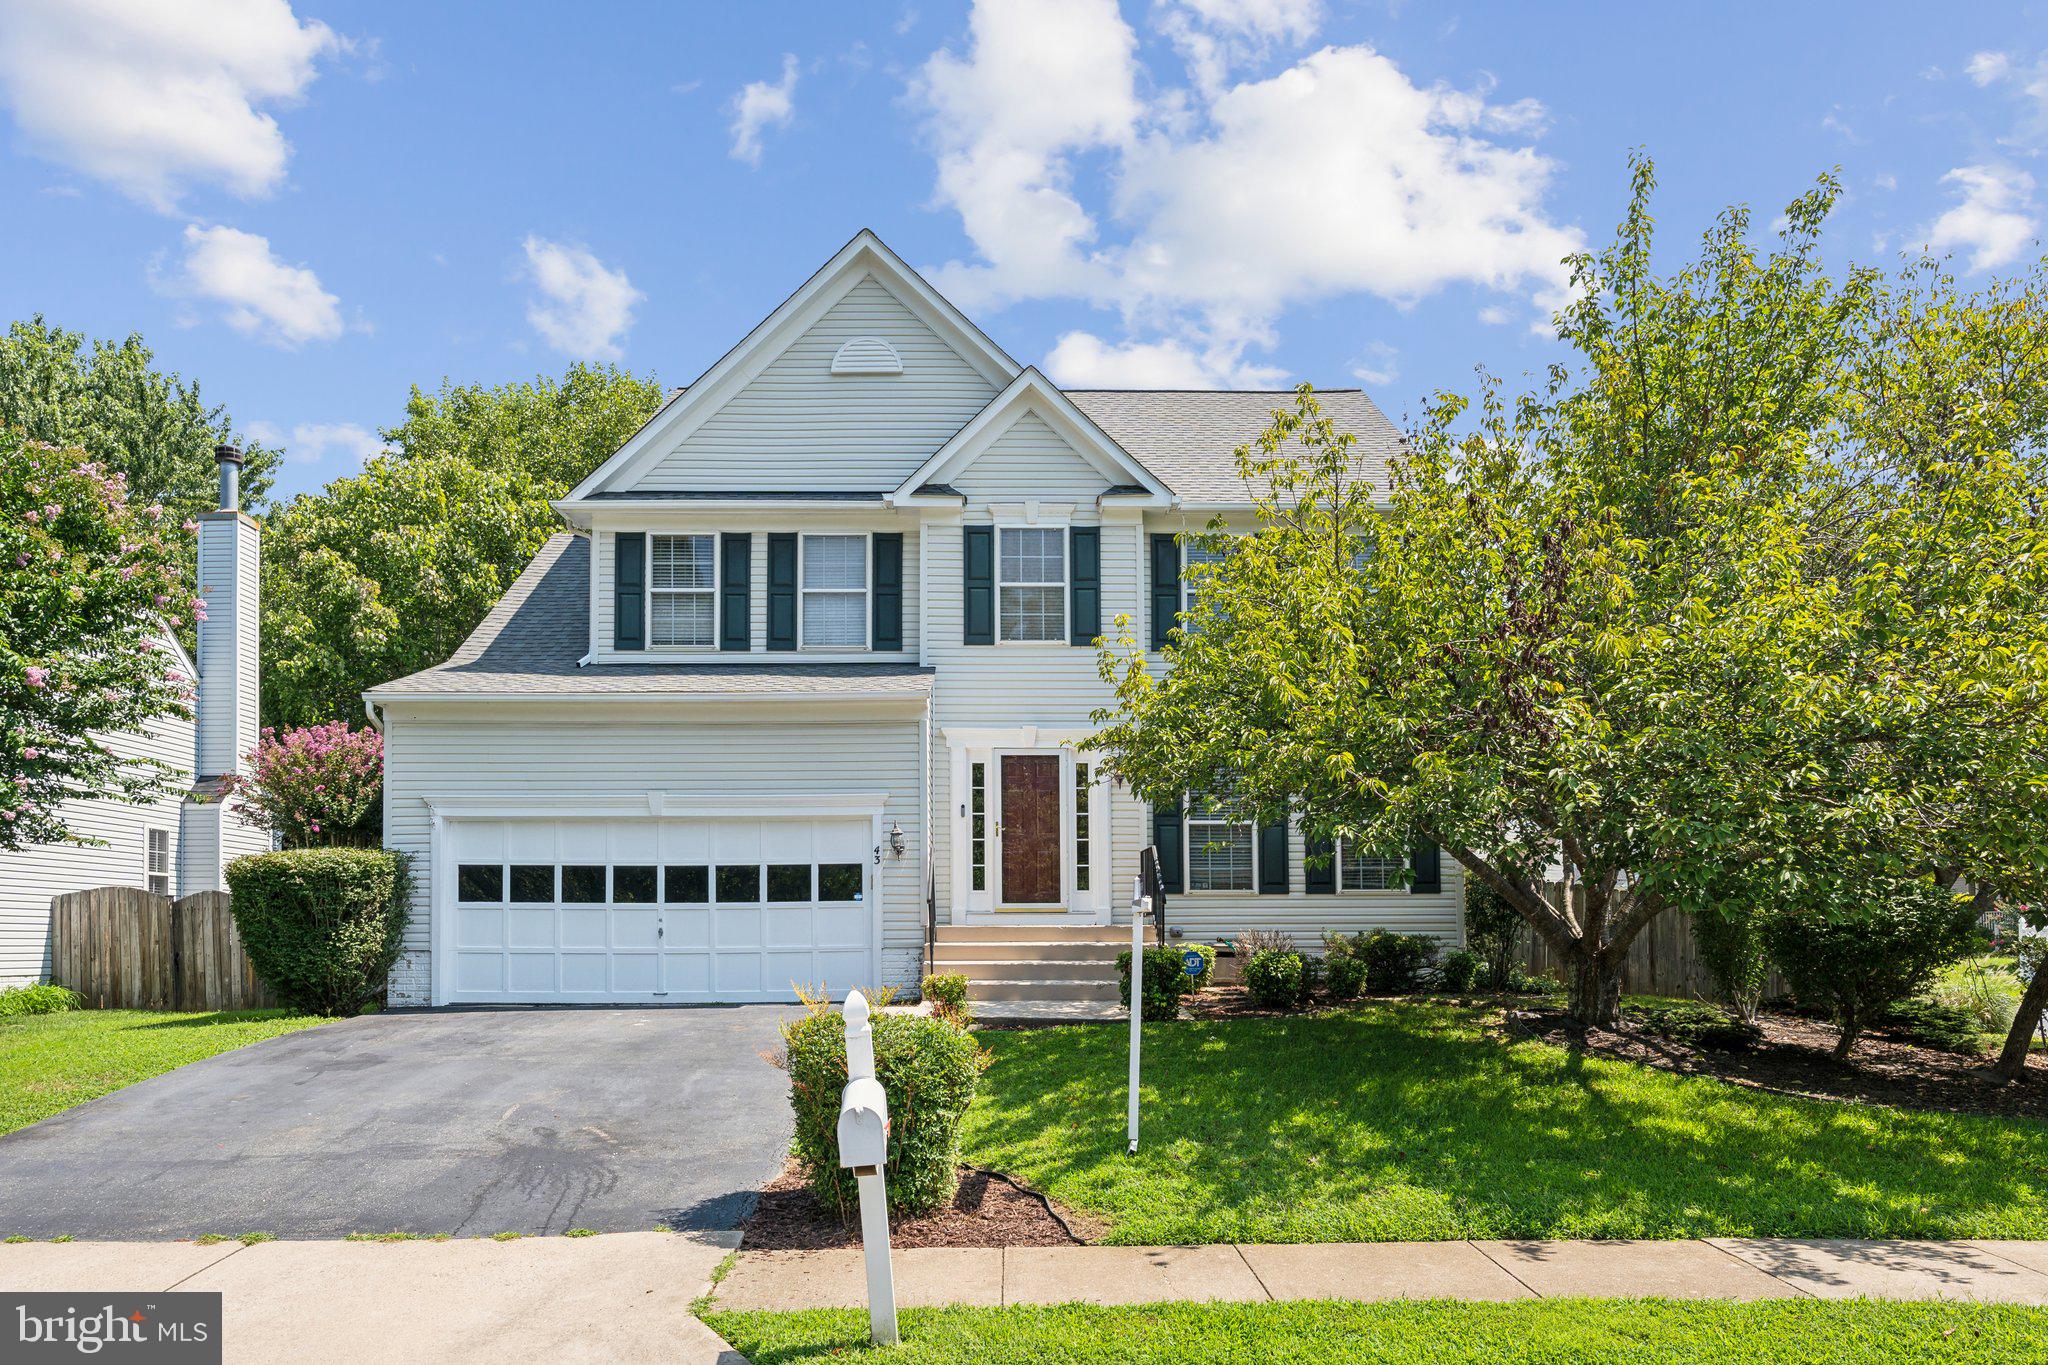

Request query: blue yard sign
[{"left": 1181, "top": 947, "right": 1204, "bottom": 979}]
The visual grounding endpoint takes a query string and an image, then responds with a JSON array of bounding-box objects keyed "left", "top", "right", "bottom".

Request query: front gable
[{"left": 566, "top": 232, "right": 1020, "bottom": 505}]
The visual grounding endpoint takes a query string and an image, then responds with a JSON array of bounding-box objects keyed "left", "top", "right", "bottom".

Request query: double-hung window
[
  {"left": 998, "top": 527, "right": 1066, "bottom": 643},
  {"left": 1186, "top": 790, "right": 1255, "bottom": 892},
  {"left": 800, "top": 534, "right": 867, "bottom": 648},
  {"left": 1181, "top": 539, "right": 1230, "bottom": 632},
  {"left": 649, "top": 534, "right": 715, "bottom": 647},
  {"left": 145, "top": 828, "right": 170, "bottom": 895},
  {"left": 1338, "top": 837, "right": 1404, "bottom": 891}
]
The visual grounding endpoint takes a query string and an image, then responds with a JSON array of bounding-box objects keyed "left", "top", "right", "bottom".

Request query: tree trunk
[
  {"left": 1565, "top": 952, "right": 1623, "bottom": 1029},
  {"left": 1994, "top": 962, "right": 2048, "bottom": 1083},
  {"left": 1832, "top": 1012, "right": 1861, "bottom": 1063}
]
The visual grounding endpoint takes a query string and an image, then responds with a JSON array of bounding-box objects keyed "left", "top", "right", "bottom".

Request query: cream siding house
[
  {"left": 367, "top": 231, "right": 1459, "bottom": 1010},
  {"left": 0, "top": 449, "right": 270, "bottom": 986}
]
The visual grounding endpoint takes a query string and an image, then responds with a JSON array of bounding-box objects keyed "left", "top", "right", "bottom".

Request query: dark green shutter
[
  {"left": 871, "top": 533, "right": 903, "bottom": 651},
  {"left": 1303, "top": 836, "right": 1336, "bottom": 894},
  {"left": 1152, "top": 799, "right": 1185, "bottom": 895},
  {"left": 719, "top": 533, "right": 751, "bottom": 651},
  {"left": 767, "top": 533, "right": 798, "bottom": 651},
  {"left": 1258, "top": 819, "right": 1290, "bottom": 894},
  {"left": 1410, "top": 839, "right": 1442, "bottom": 894},
  {"left": 1150, "top": 533, "right": 1181, "bottom": 649},
  {"left": 1069, "top": 526, "right": 1100, "bottom": 645},
  {"left": 613, "top": 532, "right": 645, "bottom": 651},
  {"left": 963, "top": 525, "right": 994, "bottom": 645}
]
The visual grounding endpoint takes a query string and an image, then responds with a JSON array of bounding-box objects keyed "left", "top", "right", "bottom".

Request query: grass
[
  {"left": 961, "top": 1002, "right": 2048, "bottom": 1243},
  {"left": 0, "top": 1007, "right": 331, "bottom": 1135},
  {"left": 706, "top": 1300, "right": 2048, "bottom": 1363}
]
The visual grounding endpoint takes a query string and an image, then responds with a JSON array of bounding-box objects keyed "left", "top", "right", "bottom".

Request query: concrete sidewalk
[
  {"left": 0, "top": 1232, "right": 747, "bottom": 1364},
  {"left": 713, "top": 1238, "right": 2048, "bottom": 1310}
]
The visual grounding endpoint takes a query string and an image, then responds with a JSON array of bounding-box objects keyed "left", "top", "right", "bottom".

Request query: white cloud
[
  {"left": 245, "top": 419, "right": 383, "bottom": 467},
  {"left": 1920, "top": 165, "right": 2039, "bottom": 271},
  {"left": 155, "top": 224, "right": 344, "bottom": 347},
  {"left": 1966, "top": 48, "right": 2048, "bottom": 145},
  {"left": 1873, "top": 172, "right": 1898, "bottom": 191},
  {"left": 728, "top": 54, "right": 799, "bottom": 166},
  {"left": 915, "top": 2, "right": 1579, "bottom": 387},
  {"left": 1476, "top": 303, "right": 1511, "bottom": 325},
  {"left": 1158, "top": 0, "right": 1323, "bottom": 97},
  {"left": 1349, "top": 341, "right": 1398, "bottom": 387},
  {"left": 520, "top": 236, "right": 642, "bottom": 360},
  {"left": 0, "top": 0, "right": 340, "bottom": 211},
  {"left": 1044, "top": 329, "right": 1284, "bottom": 387}
]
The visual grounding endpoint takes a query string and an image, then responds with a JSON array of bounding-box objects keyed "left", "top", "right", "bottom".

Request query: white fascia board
[
  {"left": 555, "top": 497, "right": 901, "bottom": 516},
  {"left": 566, "top": 230, "right": 1021, "bottom": 501},
  {"left": 365, "top": 689, "right": 930, "bottom": 709},
  {"left": 890, "top": 368, "right": 1173, "bottom": 505}
]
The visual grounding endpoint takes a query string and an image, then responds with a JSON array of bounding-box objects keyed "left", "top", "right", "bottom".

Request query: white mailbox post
[
  {"left": 837, "top": 990, "right": 899, "bottom": 1347},
  {"left": 1128, "top": 876, "right": 1147, "bottom": 1155}
]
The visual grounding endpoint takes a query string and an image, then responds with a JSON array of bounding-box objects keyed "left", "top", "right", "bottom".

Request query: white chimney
[{"left": 195, "top": 444, "right": 259, "bottom": 780}]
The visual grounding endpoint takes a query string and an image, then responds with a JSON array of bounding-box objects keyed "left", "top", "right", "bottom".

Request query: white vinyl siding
[
  {"left": 380, "top": 707, "right": 925, "bottom": 1006},
  {"left": 0, "top": 641, "right": 195, "bottom": 985},
  {"left": 950, "top": 411, "right": 1110, "bottom": 501},
  {"left": 640, "top": 276, "right": 999, "bottom": 493},
  {"left": 801, "top": 534, "right": 868, "bottom": 649}
]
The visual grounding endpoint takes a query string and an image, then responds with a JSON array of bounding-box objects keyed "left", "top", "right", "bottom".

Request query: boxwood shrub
[
  {"left": 1325, "top": 953, "right": 1369, "bottom": 1000},
  {"left": 1438, "top": 948, "right": 1482, "bottom": 993},
  {"left": 920, "top": 972, "right": 972, "bottom": 1027},
  {"left": 1244, "top": 949, "right": 1306, "bottom": 1009},
  {"left": 225, "top": 849, "right": 411, "bottom": 1016},
  {"left": 781, "top": 1001, "right": 988, "bottom": 1217},
  {"left": 1117, "top": 945, "right": 1211, "bottom": 1020}
]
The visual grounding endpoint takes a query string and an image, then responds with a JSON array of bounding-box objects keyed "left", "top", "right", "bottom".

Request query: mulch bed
[
  {"left": 1506, "top": 1005, "right": 2048, "bottom": 1121},
  {"left": 741, "top": 1160, "right": 1096, "bottom": 1249}
]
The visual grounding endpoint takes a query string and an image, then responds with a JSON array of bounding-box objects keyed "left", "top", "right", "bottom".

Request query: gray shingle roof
[
  {"left": 368, "top": 535, "right": 933, "bottom": 700},
  {"left": 1066, "top": 389, "right": 1403, "bottom": 503}
]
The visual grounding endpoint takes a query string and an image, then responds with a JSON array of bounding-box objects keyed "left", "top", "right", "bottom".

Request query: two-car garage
[{"left": 437, "top": 813, "right": 879, "bottom": 1005}]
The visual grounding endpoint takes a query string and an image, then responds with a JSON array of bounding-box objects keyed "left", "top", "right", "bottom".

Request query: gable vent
[{"left": 831, "top": 336, "right": 904, "bottom": 375}]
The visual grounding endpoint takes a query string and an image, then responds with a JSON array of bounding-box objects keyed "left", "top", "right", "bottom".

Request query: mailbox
[{"left": 837, "top": 1076, "right": 891, "bottom": 1171}]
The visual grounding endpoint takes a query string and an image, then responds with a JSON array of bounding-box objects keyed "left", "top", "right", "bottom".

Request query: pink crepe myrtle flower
[
  {"left": 23, "top": 510, "right": 37, "bottom": 524},
  {"left": 182, "top": 520, "right": 199, "bottom": 533},
  {"left": 25, "top": 667, "right": 48, "bottom": 689},
  {"left": 43, "top": 504, "right": 60, "bottom": 519},
  {"left": 145, "top": 504, "right": 163, "bottom": 520},
  {"left": 23, "top": 748, "right": 38, "bottom": 760}
]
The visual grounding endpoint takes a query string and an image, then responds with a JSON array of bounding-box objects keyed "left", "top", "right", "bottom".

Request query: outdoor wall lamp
[{"left": 887, "top": 822, "right": 906, "bottom": 857}]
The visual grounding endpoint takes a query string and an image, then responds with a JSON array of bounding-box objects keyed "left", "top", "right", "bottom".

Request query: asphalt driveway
[{"left": 0, "top": 1006, "right": 800, "bottom": 1240}]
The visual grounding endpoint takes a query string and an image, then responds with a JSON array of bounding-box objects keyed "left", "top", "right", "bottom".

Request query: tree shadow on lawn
[{"left": 961, "top": 1002, "right": 2048, "bottom": 1244}]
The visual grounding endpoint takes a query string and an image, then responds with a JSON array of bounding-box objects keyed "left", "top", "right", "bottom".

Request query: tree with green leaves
[
  {"left": 260, "top": 364, "right": 665, "bottom": 727},
  {"left": 0, "top": 317, "right": 279, "bottom": 522},
  {"left": 1, "top": 434, "right": 194, "bottom": 850},
  {"left": 1090, "top": 158, "right": 2048, "bottom": 1030}
]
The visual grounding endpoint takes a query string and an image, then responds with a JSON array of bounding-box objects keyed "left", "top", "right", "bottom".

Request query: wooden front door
[{"left": 997, "top": 754, "right": 1063, "bottom": 906}]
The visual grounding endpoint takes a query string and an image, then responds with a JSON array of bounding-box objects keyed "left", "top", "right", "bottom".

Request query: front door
[{"left": 997, "top": 754, "right": 1063, "bottom": 907}]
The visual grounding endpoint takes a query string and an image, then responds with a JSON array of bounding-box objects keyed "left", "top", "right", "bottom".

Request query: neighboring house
[
  {"left": 0, "top": 448, "right": 269, "bottom": 987},
  {"left": 365, "top": 231, "right": 1460, "bottom": 1009}
]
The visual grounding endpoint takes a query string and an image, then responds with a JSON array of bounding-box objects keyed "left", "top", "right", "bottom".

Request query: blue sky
[{"left": 2, "top": 1, "right": 2044, "bottom": 502}]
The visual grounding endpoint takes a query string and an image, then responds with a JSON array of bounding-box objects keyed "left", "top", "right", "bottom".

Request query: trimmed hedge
[
  {"left": 1438, "top": 949, "right": 1481, "bottom": 993},
  {"left": 0, "top": 983, "right": 80, "bottom": 1017},
  {"left": 224, "top": 849, "right": 411, "bottom": 1016},
  {"left": 1245, "top": 949, "right": 1307, "bottom": 1009},
  {"left": 1325, "top": 953, "right": 1368, "bottom": 1001},
  {"left": 782, "top": 1002, "right": 988, "bottom": 1216}
]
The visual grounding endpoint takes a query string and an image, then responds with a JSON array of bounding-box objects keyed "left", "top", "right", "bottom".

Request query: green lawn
[
  {"left": 962, "top": 1002, "right": 2048, "bottom": 1243},
  {"left": 0, "top": 1008, "right": 331, "bottom": 1135},
  {"left": 707, "top": 1300, "right": 2048, "bottom": 1364}
]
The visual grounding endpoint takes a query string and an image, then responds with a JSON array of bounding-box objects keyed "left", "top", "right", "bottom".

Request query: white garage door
[{"left": 440, "top": 816, "right": 875, "bottom": 1004}]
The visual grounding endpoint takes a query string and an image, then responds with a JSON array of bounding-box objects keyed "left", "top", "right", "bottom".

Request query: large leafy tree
[
  {"left": 261, "top": 364, "right": 665, "bottom": 727},
  {"left": 1, "top": 434, "right": 195, "bottom": 849},
  {"left": 1091, "top": 160, "right": 2048, "bottom": 1029},
  {"left": 0, "top": 317, "right": 280, "bottom": 522}
]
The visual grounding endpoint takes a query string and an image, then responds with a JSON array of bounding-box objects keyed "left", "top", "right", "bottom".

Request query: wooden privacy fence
[
  {"left": 50, "top": 887, "right": 275, "bottom": 1011},
  {"left": 1517, "top": 902, "right": 1788, "bottom": 1001}
]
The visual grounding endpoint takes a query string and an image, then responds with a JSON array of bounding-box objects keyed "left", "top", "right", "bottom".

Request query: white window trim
[
  {"left": 799, "top": 531, "right": 871, "bottom": 651},
  {"left": 1336, "top": 836, "right": 1406, "bottom": 893},
  {"left": 647, "top": 531, "right": 720, "bottom": 651},
  {"left": 995, "top": 522, "right": 1069, "bottom": 646},
  {"left": 145, "top": 827, "right": 171, "bottom": 896},
  {"left": 1184, "top": 793, "right": 1258, "bottom": 895}
]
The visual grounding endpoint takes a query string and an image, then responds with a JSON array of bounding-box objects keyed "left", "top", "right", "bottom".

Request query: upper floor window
[
  {"left": 145, "top": 828, "right": 170, "bottom": 895},
  {"left": 1182, "top": 539, "right": 1231, "bottom": 631},
  {"left": 1338, "top": 837, "right": 1403, "bottom": 891},
  {"left": 999, "top": 527, "right": 1065, "bottom": 643},
  {"left": 801, "top": 533, "right": 867, "bottom": 649},
  {"left": 1186, "top": 790, "right": 1255, "bottom": 892},
  {"left": 650, "top": 534, "right": 716, "bottom": 647}
]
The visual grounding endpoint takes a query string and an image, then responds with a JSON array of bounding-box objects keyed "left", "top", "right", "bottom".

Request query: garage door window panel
[
  {"left": 767, "top": 864, "right": 812, "bottom": 901},
  {"left": 717, "top": 865, "right": 762, "bottom": 902},
  {"left": 664, "top": 865, "right": 709, "bottom": 903},
  {"left": 457, "top": 865, "right": 502, "bottom": 902},
  {"left": 613, "top": 865, "right": 657, "bottom": 903},
  {"left": 562, "top": 865, "right": 606, "bottom": 903},
  {"left": 511, "top": 865, "right": 555, "bottom": 903},
  {"left": 819, "top": 863, "right": 863, "bottom": 901}
]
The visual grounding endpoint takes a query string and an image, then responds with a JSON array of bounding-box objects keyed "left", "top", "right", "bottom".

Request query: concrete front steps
[{"left": 933, "top": 923, "right": 1154, "bottom": 1020}]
